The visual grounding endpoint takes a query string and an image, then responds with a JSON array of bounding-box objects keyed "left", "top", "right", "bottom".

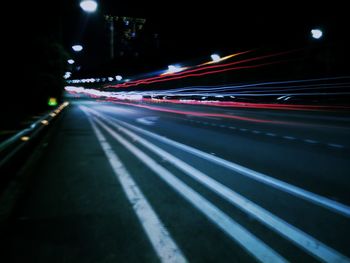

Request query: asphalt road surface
[{"left": 1, "top": 97, "right": 349, "bottom": 262}]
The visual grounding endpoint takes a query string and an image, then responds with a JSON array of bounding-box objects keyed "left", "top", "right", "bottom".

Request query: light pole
[{"left": 104, "top": 15, "right": 118, "bottom": 60}]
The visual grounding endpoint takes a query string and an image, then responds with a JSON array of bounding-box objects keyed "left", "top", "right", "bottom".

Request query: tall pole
[
  {"left": 105, "top": 15, "right": 118, "bottom": 60},
  {"left": 109, "top": 19, "right": 114, "bottom": 60}
]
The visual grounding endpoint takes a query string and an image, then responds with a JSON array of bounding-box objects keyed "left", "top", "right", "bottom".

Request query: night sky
[
  {"left": 4, "top": 1, "right": 350, "bottom": 80},
  {"left": 57, "top": 1, "right": 350, "bottom": 77}
]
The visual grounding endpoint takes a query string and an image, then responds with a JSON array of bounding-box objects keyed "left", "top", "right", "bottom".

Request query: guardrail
[{"left": 0, "top": 102, "right": 69, "bottom": 188}]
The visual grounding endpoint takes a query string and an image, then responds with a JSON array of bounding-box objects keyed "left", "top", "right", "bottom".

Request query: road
[{"left": 1, "top": 97, "right": 350, "bottom": 262}]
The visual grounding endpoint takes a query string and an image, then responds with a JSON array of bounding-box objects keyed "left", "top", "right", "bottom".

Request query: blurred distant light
[
  {"left": 63, "top": 72, "right": 72, "bottom": 79},
  {"left": 21, "top": 136, "right": 30, "bottom": 142},
  {"left": 80, "top": 0, "right": 98, "bottom": 13},
  {"left": 311, "top": 28, "right": 323, "bottom": 39},
  {"left": 211, "top": 54, "right": 221, "bottom": 62},
  {"left": 168, "top": 65, "right": 180, "bottom": 73},
  {"left": 72, "top": 45, "right": 83, "bottom": 52},
  {"left": 164, "top": 65, "right": 186, "bottom": 75},
  {"left": 201, "top": 52, "right": 241, "bottom": 66},
  {"left": 108, "top": 77, "right": 114, "bottom": 81},
  {"left": 67, "top": 59, "right": 75, "bottom": 64},
  {"left": 48, "top": 98, "right": 58, "bottom": 107},
  {"left": 115, "top": 75, "right": 123, "bottom": 81}
]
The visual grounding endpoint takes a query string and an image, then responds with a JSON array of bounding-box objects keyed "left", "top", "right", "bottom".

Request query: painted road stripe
[
  {"left": 282, "top": 136, "right": 296, "bottom": 140},
  {"left": 95, "top": 112, "right": 350, "bottom": 218},
  {"left": 327, "top": 143, "right": 345, "bottom": 149},
  {"left": 304, "top": 139, "right": 318, "bottom": 144},
  {"left": 91, "top": 114, "right": 287, "bottom": 263},
  {"left": 99, "top": 114, "right": 350, "bottom": 263},
  {"left": 136, "top": 116, "right": 158, "bottom": 125},
  {"left": 82, "top": 108, "right": 187, "bottom": 263}
]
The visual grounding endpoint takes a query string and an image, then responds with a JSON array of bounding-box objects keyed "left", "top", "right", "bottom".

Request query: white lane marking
[
  {"left": 136, "top": 116, "right": 159, "bottom": 126},
  {"left": 99, "top": 114, "right": 350, "bottom": 263},
  {"left": 91, "top": 115, "right": 287, "bottom": 263},
  {"left": 190, "top": 118, "right": 343, "bottom": 151},
  {"left": 327, "top": 143, "right": 345, "bottom": 149},
  {"left": 282, "top": 136, "right": 296, "bottom": 140},
  {"left": 100, "top": 115, "right": 350, "bottom": 218},
  {"left": 189, "top": 119, "right": 337, "bottom": 150},
  {"left": 81, "top": 109, "right": 186, "bottom": 263},
  {"left": 304, "top": 139, "right": 318, "bottom": 144}
]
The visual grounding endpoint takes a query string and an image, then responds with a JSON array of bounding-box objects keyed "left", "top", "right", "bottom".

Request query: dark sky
[
  {"left": 6, "top": 0, "right": 350, "bottom": 77},
  {"left": 62, "top": 1, "right": 349, "bottom": 76}
]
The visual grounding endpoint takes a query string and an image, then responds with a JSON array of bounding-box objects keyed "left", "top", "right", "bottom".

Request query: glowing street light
[
  {"left": 63, "top": 72, "right": 72, "bottom": 79},
  {"left": 311, "top": 28, "right": 323, "bottom": 39},
  {"left": 160, "top": 65, "right": 188, "bottom": 75},
  {"left": 72, "top": 45, "right": 83, "bottom": 52},
  {"left": 67, "top": 59, "right": 75, "bottom": 64},
  {"left": 166, "top": 65, "right": 183, "bottom": 74},
  {"left": 80, "top": 0, "right": 98, "bottom": 13},
  {"left": 211, "top": 54, "right": 221, "bottom": 62}
]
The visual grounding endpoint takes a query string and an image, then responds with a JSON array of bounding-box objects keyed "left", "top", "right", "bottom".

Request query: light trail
[
  {"left": 107, "top": 50, "right": 293, "bottom": 89},
  {"left": 65, "top": 74, "right": 350, "bottom": 112},
  {"left": 119, "top": 62, "right": 283, "bottom": 88},
  {"left": 108, "top": 50, "right": 251, "bottom": 88},
  {"left": 137, "top": 76, "right": 350, "bottom": 94},
  {"left": 103, "top": 100, "right": 296, "bottom": 124}
]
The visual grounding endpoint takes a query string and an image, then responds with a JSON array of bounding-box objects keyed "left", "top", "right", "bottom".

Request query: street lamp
[
  {"left": 80, "top": 0, "right": 98, "bottom": 13},
  {"left": 211, "top": 54, "right": 221, "bottom": 62},
  {"left": 311, "top": 28, "right": 323, "bottom": 39},
  {"left": 72, "top": 45, "right": 83, "bottom": 52}
]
